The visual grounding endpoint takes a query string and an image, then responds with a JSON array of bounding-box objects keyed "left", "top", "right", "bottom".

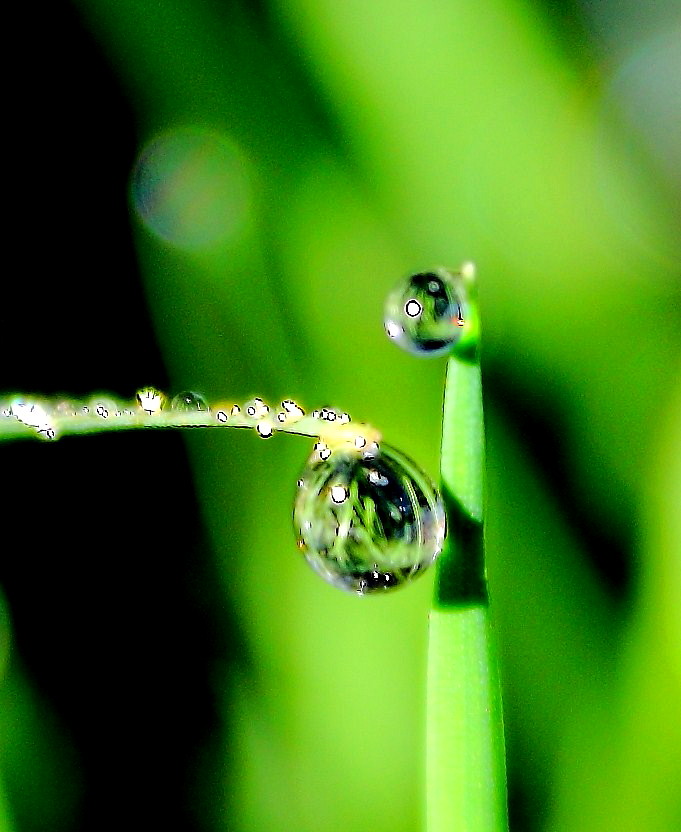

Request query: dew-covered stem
[
  {"left": 0, "top": 393, "right": 381, "bottom": 450},
  {"left": 426, "top": 269, "right": 508, "bottom": 832}
]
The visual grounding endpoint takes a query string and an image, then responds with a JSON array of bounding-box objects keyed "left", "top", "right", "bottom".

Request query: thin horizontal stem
[{"left": 0, "top": 394, "right": 381, "bottom": 449}]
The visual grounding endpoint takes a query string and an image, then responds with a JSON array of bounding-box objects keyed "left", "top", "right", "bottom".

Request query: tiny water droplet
[
  {"left": 171, "top": 390, "right": 209, "bottom": 412},
  {"left": 256, "top": 421, "right": 274, "bottom": 438},
  {"left": 281, "top": 400, "right": 305, "bottom": 421},
  {"left": 90, "top": 397, "right": 118, "bottom": 419},
  {"left": 294, "top": 444, "right": 445, "bottom": 594},
  {"left": 245, "top": 398, "right": 268, "bottom": 419},
  {"left": 136, "top": 387, "right": 166, "bottom": 414},
  {"left": 384, "top": 268, "right": 466, "bottom": 356},
  {"left": 319, "top": 407, "right": 340, "bottom": 422}
]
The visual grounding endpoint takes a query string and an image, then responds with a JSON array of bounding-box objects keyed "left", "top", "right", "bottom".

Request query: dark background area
[{"left": 1, "top": 5, "right": 233, "bottom": 830}]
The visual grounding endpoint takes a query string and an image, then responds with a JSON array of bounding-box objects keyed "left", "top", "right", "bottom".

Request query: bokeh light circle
[{"left": 131, "top": 126, "right": 250, "bottom": 250}]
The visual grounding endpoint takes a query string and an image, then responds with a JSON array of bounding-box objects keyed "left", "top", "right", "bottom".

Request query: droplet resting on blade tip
[{"left": 384, "top": 267, "right": 468, "bottom": 356}]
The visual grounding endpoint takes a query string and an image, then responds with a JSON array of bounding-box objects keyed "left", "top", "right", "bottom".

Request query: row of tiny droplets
[{"left": 4, "top": 388, "right": 382, "bottom": 455}]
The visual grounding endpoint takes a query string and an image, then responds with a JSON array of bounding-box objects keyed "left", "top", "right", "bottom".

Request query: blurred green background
[{"left": 0, "top": 1, "right": 680, "bottom": 830}]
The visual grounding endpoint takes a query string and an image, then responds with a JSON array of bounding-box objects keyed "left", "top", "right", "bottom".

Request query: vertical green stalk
[{"left": 426, "top": 272, "right": 508, "bottom": 832}]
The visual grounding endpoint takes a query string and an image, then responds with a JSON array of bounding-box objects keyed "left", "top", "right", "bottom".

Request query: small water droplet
[
  {"left": 245, "top": 398, "right": 268, "bottom": 419},
  {"left": 319, "top": 407, "right": 341, "bottom": 422},
  {"left": 384, "top": 268, "right": 466, "bottom": 356},
  {"left": 136, "top": 387, "right": 166, "bottom": 414},
  {"left": 293, "top": 444, "right": 445, "bottom": 594},
  {"left": 170, "top": 390, "right": 209, "bottom": 412},
  {"left": 281, "top": 400, "right": 305, "bottom": 420},
  {"left": 256, "top": 421, "right": 274, "bottom": 438},
  {"left": 313, "top": 442, "right": 332, "bottom": 461},
  {"left": 216, "top": 410, "right": 228, "bottom": 423}
]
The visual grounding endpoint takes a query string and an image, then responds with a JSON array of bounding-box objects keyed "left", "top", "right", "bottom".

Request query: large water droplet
[
  {"left": 171, "top": 390, "right": 209, "bottom": 412},
  {"left": 294, "top": 444, "right": 445, "bottom": 594},
  {"left": 384, "top": 268, "right": 466, "bottom": 356}
]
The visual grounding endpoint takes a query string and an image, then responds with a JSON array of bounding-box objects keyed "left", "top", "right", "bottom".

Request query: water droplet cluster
[
  {"left": 2, "top": 389, "right": 379, "bottom": 451},
  {"left": 294, "top": 444, "right": 445, "bottom": 594},
  {"left": 384, "top": 266, "right": 469, "bottom": 356}
]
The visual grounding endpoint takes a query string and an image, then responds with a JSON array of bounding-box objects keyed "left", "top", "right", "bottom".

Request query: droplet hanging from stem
[{"left": 294, "top": 443, "right": 445, "bottom": 594}]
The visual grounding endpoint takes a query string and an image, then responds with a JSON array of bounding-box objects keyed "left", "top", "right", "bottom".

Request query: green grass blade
[
  {"left": 426, "top": 276, "right": 508, "bottom": 832},
  {"left": 427, "top": 604, "right": 506, "bottom": 831}
]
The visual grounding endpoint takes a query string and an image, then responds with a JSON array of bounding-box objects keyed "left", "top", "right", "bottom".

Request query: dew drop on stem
[
  {"left": 170, "top": 390, "right": 210, "bottom": 413},
  {"left": 294, "top": 444, "right": 445, "bottom": 594}
]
